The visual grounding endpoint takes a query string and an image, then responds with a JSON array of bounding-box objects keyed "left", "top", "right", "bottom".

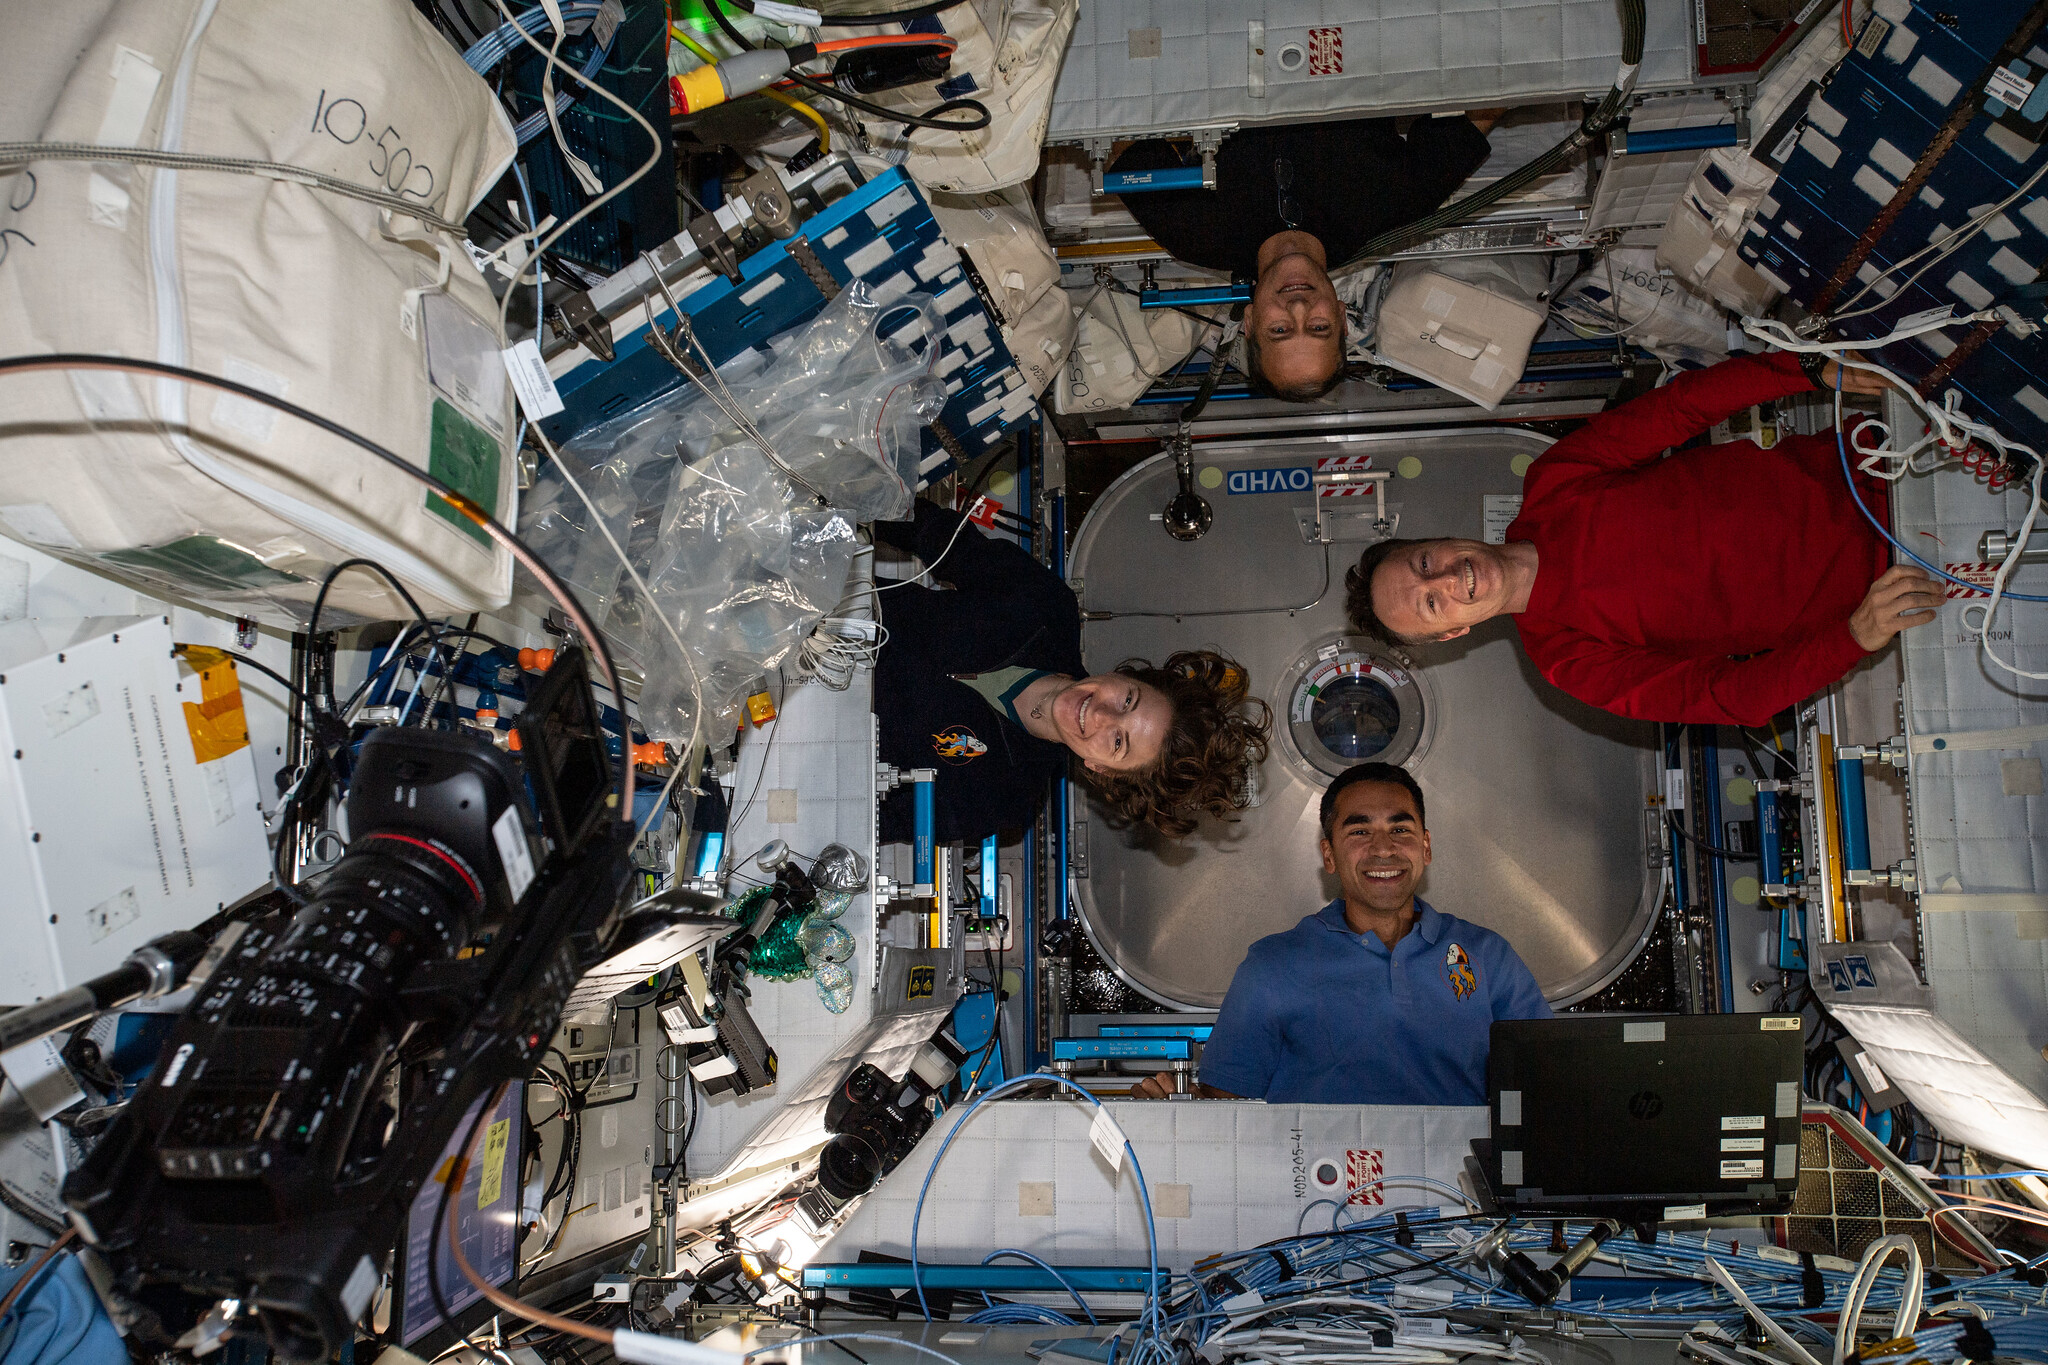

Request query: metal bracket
[
  {"left": 548, "top": 288, "right": 616, "bottom": 364},
  {"left": 737, "top": 167, "right": 798, "bottom": 241},
  {"left": 1191, "top": 128, "right": 1225, "bottom": 190},
  {"left": 1311, "top": 467, "right": 1394, "bottom": 544},
  {"left": 788, "top": 237, "right": 842, "bottom": 302},
  {"left": 689, "top": 213, "right": 741, "bottom": 283},
  {"left": 1085, "top": 138, "right": 1113, "bottom": 195}
]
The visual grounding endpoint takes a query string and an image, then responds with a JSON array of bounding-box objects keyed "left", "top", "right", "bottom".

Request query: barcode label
[
  {"left": 501, "top": 339, "right": 564, "bottom": 420},
  {"left": 1987, "top": 65, "right": 2038, "bottom": 111}
]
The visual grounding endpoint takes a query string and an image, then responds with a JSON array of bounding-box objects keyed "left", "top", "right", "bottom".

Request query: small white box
[{"left": 0, "top": 616, "right": 270, "bottom": 1003}]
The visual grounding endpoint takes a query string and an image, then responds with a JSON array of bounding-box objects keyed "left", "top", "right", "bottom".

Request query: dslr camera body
[{"left": 65, "top": 650, "right": 633, "bottom": 1362}]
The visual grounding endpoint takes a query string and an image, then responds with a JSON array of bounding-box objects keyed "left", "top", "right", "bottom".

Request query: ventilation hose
[{"left": 1337, "top": 0, "right": 1646, "bottom": 268}]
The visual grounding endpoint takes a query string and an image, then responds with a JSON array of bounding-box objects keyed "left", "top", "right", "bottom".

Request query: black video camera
[
  {"left": 65, "top": 649, "right": 633, "bottom": 1362},
  {"left": 803, "top": 1029, "right": 968, "bottom": 1223}
]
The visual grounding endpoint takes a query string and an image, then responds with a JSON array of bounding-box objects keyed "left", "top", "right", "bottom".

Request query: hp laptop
[{"left": 1480, "top": 1014, "right": 1805, "bottom": 1217}]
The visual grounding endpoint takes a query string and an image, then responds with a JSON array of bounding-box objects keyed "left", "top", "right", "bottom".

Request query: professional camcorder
[{"left": 65, "top": 649, "right": 636, "bottom": 1362}]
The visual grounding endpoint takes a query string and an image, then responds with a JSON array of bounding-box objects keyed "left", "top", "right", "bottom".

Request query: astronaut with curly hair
[{"left": 873, "top": 501, "right": 1271, "bottom": 844}]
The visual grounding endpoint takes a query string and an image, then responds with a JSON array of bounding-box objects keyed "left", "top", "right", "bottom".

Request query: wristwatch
[{"left": 1797, "top": 351, "right": 1831, "bottom": 390}]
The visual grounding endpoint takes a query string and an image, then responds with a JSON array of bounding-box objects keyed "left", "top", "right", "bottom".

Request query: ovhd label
[{"left": 1227, "top": 466, "right": 1313, "bottom": 495}]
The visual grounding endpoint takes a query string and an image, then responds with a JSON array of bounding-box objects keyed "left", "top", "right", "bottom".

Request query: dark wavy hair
[
  {"left": 1080, "top": 649, "right": 1273, "bottom": 839},
  {"left": 1343, "top": 537, "right": 1426, "bottom": 646}
]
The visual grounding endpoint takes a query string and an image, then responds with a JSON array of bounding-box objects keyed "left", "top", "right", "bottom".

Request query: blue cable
[
  {"left": 1934, "top": 1170, "right": 2048, "bottom": 1181},
  {"left": 907, "top": 1073, "right": 1162, "bottom": 1348},
  {"left": 980, "top": 1249, "right": 1097, "bottom": 1324},
  {"left": 1833, "top": 371, "right": 2048, "bottom": 602},
  {"left": 462, "top": 3, "right": 616, "bottom": 147}
]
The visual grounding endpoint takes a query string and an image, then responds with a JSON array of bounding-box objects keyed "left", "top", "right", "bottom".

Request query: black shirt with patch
[
  {"left": 1108, "top": 116, "right": 1491, "bottom": 276},
  {"left": 874, "top": 502, "right": 1085, "bottom": 844}
]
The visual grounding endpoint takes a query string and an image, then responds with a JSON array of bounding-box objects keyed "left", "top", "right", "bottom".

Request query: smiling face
[
  {"left": 1050, "top": 674, "right": 1173, "bottom": 774},
  {"left": 1368, "top": 538, "right": 1516, "bottom": 642},
  {"left": 1320, "top": 779, "right": 1432, "bottom": 917},
  {"left": 1246, "top": 231, "right": 1346, "bottom": 399}
]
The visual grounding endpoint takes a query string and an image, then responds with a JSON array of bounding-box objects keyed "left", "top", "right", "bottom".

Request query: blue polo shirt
[{"left": 1199, "top": 899, "right": 1552, "bottom": 1106}]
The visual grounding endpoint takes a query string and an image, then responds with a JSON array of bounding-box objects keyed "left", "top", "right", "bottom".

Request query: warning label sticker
[{"left": 1308, "top": 27, "right": 1343, "bottom": 75}]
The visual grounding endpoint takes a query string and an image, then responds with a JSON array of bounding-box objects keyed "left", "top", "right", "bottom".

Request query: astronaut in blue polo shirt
[{"left": 1132, "top": 760, "right": 1551, "bottom": 1105}]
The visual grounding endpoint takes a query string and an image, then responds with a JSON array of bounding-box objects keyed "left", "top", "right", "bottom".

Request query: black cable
[
  {"left": 783, "top": 70, "right": 992, "bottom": 130},
  {"left": 1665, "top": 812, "right": 1757, "bottom": 862},
  {"left": 702, "top": 0, "right": 990, "bottom": 130},
  {"left": 182, "top": 647, "right": 313, "bottom": 712},
  {"left": 306, "top": 558, "right": 435, "bottom": 664}
]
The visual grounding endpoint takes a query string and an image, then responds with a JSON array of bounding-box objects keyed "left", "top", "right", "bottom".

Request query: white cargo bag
[
  {"left": 0, "top": 0, "right": 519, "bottom": 626},
  {"left": 926, "top": 185, "right": 1073, "bottom": 397},
  {"left": 1556, "top": 248, "right": 1738, "bottom": 370},
  {"left": 1655, "top": 147, "right": 1784, "bottom": 318},
  {"left": 1373, "top": 255, "right": 1551, "bottom": 410},
  {"left": 849, "top": 0, "right": 1079, "bottom": 194},
  {"left": 1051, "top": 284, "right": 1198, "bottom": 415}
]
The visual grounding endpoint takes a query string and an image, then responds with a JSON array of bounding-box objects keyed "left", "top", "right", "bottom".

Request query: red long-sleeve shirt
[{"left": 1504, "top": 351, "right": 1891, "bottom": 727}]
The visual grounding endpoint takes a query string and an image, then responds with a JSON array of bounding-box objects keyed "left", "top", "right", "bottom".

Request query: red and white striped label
[
  {"left": 1316, "top": 454, "right": 1375, "bottom": 496},
  {"left": 1943, "top": 563, "right": 1999, "bottom": 599},
  {"left": 1345, "top": 1148, "right": 1385, "bottom": 1205},
  {"left": 1308, "top": 27, "right": 1344, "bottom": 76}
]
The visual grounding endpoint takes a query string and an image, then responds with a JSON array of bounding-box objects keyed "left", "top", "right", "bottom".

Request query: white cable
[
  {"left": 1962, "top": 447, "right": 2048, "bottom": 681},
  {"left": 530, "top": 425, "right": 708, "bottom": 785},
  {"left": 853, "top": 511, "right": 975, "bottom": 602},
  {"left": 1831, "top": 161, "right": 2048, "bottom": 321},
  {"left": 1703, "top": 1257, "right": 1828, "bottom": 1365},
  {"left": 1742, "top": 315, "right": 1998, "bottom": 476},
  {"left": 1834, "top": 1233, "right": 1923, "bottom": 1365},
  {"left": 486, "top": 0, "right": 666, "bottom": 339}
]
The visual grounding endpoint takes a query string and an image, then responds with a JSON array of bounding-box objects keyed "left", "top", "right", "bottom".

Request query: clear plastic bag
[
  {"left": 521, "top": 285, "right": 945, "bottom": 742},
  {"left": 708, "top": 281, "right": 948, "bottom": 523}
]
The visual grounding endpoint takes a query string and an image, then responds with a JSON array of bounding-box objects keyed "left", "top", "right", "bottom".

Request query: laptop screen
[{"left": 1488, "top": 1014, "right": 1805, "bottom": 1213}]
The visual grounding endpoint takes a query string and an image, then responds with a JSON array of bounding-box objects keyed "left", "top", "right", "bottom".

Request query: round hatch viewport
[{"left": 1280, "top": 639, "right": 1431, "bottom": 780}]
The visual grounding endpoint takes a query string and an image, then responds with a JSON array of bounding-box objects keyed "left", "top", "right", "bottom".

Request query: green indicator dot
[
  {"left": 1511, "top": 453, "right": 1534, "bottom": 477},
  {"left": 1731, "top": 876, "right": 1760, "bottom": 907},
  {"left": 989, "top": 471, "right": 1015, "bottom": 496},
  {"left": 1198, "top": 466, "right": 1224, "bottom": 489},
  {"left": 1725, "top": 776, "right": 1756, "bottom": 807},
  {"left": 1397, "top": 456, "right": 1424, "bottom": 479}
]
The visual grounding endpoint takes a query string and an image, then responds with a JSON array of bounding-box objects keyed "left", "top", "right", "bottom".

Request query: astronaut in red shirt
[{"left": 1344, "top": 351, "right": 1942, "bottom": 727}]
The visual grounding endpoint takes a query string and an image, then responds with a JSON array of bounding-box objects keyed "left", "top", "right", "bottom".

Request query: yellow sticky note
[{"left": 477, "top": 1118, "right": 510, "bottom": 1210}]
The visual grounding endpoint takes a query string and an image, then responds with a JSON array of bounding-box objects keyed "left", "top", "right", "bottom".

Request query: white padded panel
[
  {"left": 825, "top": 1100, "right": 1487, "bottom": 1268},
  {"left": 685, "top": 666, "right": 884, "bottom": 1179},
  {"left": 1049, "top": 0, "right": 1700, "bottom": 143},
  {"left": 1892, "top": 440, "right": 2048, "bottom": 1103},
  {"left": 1590, "top": 93, "right": 1734, "bottom": 230}
]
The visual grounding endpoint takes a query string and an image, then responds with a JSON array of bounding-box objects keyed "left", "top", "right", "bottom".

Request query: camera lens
[{"left": 818, "top": 1131, "right": 886, "bottom": 1202}]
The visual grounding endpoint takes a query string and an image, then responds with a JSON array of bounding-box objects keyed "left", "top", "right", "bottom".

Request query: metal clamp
[
  {"left": 548, "top": 289, "right": 616, "bottom": 363},
  {"left": 1836, "top": 736, "right": 1906, "bottom": 768},
  {"left": 1847, "top": 858, "right": 1917, "bottom": 891}
]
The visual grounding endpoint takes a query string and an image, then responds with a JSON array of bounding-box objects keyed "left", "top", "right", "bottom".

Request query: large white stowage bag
[{"left": 0, "top": 0, "right": 520, "bottom": 625}]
